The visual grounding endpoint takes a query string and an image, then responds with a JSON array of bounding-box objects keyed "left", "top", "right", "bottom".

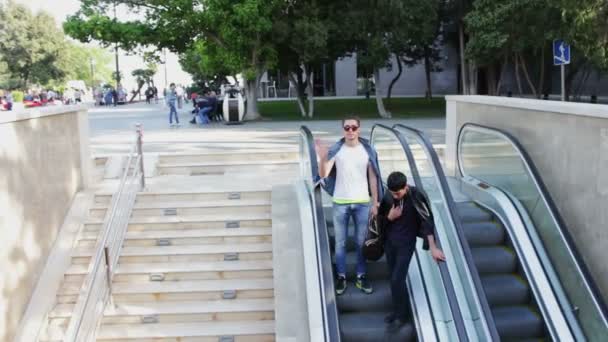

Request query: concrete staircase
[{"left": 37, "top": 147, "right": 300, "bottom": 341}]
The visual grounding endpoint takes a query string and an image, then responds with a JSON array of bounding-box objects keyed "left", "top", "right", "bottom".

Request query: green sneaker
[
  {"left": 336, "top": 276, "right": 347, "bottom": 295},
  {"left": 356, "top": 275, "right": 373, "bottom": 294}
]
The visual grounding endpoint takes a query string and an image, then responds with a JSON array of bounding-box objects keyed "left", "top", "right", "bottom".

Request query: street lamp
[{"left": 90, "top": 57, "right": 96, "bottom": 87}]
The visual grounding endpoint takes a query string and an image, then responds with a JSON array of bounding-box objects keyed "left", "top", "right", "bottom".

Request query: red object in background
[{"left": 23, "top": 99, "right": 51, "bottom": 108}]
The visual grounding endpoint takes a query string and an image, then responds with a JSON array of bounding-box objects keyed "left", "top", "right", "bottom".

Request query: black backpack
[{"left": 362, "top": 215, "right": 384, "bottom": 261}]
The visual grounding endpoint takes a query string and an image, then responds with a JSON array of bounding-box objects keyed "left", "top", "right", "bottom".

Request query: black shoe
[
  {"left": 355, "top": 275, "right": 373, "bottom": 294},
  {"left": 335, "top": 276, "right": 347, "bottom": 295},
  {"left": 384, "top": 313, "right": 396, "bottom": 324},
  {"left": 386, "top": 318, "right": 406, "bottom": 333},
  {"left": 189, "top": 119, "right": 196, "bottom": 124}
]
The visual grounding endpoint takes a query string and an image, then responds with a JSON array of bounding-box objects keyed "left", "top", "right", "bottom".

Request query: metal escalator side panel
[
  {"left": 457, "top": 123, "right": 608, "bottom": 340},
  {"left": 392, "top": 124, "right": 499, "bottom": 342},
  {"left": 298, "top": 126, "right": 341, "bottom": 342},
  {"left": 370, "top": 124, "right": 467, "bottom": 342},
  {"left": 459, "top": 177, "right": 581, "bottom": 340}
]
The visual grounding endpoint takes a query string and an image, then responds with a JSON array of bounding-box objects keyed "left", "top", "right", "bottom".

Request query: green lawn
[{"left": 258, "top": 97, "right": 445, "bottom": 121}]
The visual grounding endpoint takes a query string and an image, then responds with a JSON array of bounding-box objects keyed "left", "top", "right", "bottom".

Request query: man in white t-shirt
[{"left": 316, "top": 116, "right": 382, "bottom": 295}]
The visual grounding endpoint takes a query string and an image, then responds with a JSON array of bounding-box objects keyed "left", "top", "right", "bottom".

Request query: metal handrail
[
  {"left": 299, "top": 126, "right": 341, "bottom": 342},
  {"left": 393, "top": 123, "right": 500, "bottom": 341},
  {"left": 64, "top": 124, "right": 145, "bottom": 341},
  {"left": 457, "top": 123, "right": 608, "bottom": 336},
  {"left": 371, "top": 124, "right": 470, "bottom": 341}
]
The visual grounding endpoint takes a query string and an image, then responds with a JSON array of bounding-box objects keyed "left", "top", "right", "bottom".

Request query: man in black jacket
[{"left": 377, "top": 171, "right": 446, "bottom": 332}]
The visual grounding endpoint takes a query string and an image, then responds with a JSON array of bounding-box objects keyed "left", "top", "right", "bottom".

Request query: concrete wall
[
  {"left": 0, "top": 106, "right": 90, "bottom": 342},
  {"left": 335, "top": 55, "right": 358, "bottom": 96},
  {"left": 445, "top": 95, "right": 608, "bottom": 301},
  {"left": 334, "top": 46, "right": 459, "bottom": 97}
]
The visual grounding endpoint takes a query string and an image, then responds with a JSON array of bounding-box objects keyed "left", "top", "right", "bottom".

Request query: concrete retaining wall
[
  {"left": 445, "top": 95, "right": 608, "bottom": 301},
  {"left": 0, "top": 106, "right": 90, "bottom": 342}
]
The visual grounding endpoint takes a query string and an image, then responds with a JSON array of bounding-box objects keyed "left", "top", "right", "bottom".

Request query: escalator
[
  {"left": 298, "top": 125, "right": 469, "bottom": 342},
  {"left": 455, "top": 201, "right": 545, "bottom": 339},
  {"left": 392, "top": 123, "right": 608, "bottom": 341}
]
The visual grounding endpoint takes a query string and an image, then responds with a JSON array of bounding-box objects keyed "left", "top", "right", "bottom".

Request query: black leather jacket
[{"left": 377, "top": 186, "right": 435, "bottom": 250}]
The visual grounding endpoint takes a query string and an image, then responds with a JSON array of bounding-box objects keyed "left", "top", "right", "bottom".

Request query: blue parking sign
[{"left": 553, "top": 40, "right": 571, "bottom": 65}]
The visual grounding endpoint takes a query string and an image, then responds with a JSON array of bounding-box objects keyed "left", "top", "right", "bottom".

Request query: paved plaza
[{"left": 88, "top": 101, "right": 447, "bottom": 156}]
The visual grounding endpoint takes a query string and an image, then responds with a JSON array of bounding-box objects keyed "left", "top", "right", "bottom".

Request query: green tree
[
  {"left": 465, "top": 0, "right": 562, "bottom": 97},
  {"left": 64, "top": 0, "right": 284, "bottom": 120},
  {"left": 275, "top": 0, "right": 354, "bottom": 118},
  {"left": 352, "top": 0, "right": 439, "bottom": 117},
  {"left": 0, "top": 1, "right": 69, "bottom": 89}
]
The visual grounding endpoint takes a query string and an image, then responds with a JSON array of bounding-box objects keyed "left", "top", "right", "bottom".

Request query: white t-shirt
[{"left": 332, "top": 143, "right": 370, "bottom": 203}]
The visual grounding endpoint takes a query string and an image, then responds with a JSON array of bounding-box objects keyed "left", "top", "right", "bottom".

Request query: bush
[{"left": 11, "top": 90, "right": 24, "bottom": 102}]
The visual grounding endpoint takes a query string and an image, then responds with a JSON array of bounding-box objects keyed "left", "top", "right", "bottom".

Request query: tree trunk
[
  {"left": 373, "top": 70, "right": 390, "bottom": 118},
  {"left": 467, "top": 62, "right": 478, "bottom": 95},
  {"left": 424, "top": 52, "right": 433, "bottom": 99},
  {"left": 459, "top": 22, "right": 468, "bottom": 95},
  {"left": 387, "top": 54, "right": 403, "bottom": 100},
  {"left": 495, "top": 55, "right": 508, "bottom": 95},
  {"left": 306, "top": 68, "right": 314, "bottom": 118},
  {"left": 244, "top": 75, "right": 261, "bottom": 120},
  {"left": 514, "top": 54, "right": 523, "bottom": 95},
  {"left": 518, "top": 53, "right": 537, "bottom": 98},
  {"left": 538, "top": 46, "right": 546, "bottom": 97},
  {"left": 289, "top": 72, "right": 308, "bottom": 118},
  {"left": 486, "top": 64, "right": 496, "bottom": 96}
]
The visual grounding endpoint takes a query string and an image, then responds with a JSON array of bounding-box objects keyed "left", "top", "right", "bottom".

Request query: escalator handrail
[
  {"left": 457, "top": 123, "right": 608, "bottom": 327},
  {"left": 371, "top": 124, "right": 470, "bottom": 342},
  {"left": 392, "top": 123, "right": 500, "bottom": 341},
  {"left": 299, "top": 126, "right": 342, "bottom": 342}
]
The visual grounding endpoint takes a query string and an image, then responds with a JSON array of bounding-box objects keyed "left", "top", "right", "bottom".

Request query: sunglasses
[{"left": 343, "top": 125, "right": 359, "bottom": 132}]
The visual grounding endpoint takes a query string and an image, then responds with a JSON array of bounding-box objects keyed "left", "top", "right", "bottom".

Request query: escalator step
[
  {"left": 472, "top": 247, "right": 517, "bottom": 274},
  {"left": 493, "top": 306, "right": 544, "bottom": 339},
  {"left": 455, "top": 202, "right": 493, "bottom": 222},
  {"left": 462, "top": 221, "right": 505, "bottom": 246},
  {"left": 482, "top": 274, "right": 530, "bottom": 306},
  {"left": 332, "top": 252, "right": 389, "bottom": 281},
  {"left": 340, "top": 312, "right": 415, "bottom": 342},
  {"left": 337, "top": 279, "right": 391, "bottom": 313}
]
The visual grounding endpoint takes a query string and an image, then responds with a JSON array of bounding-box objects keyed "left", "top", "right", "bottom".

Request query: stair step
[
  {"left": 482, "top": 274, "right": 530, "bottom": 306},
  {"left": 158, "top": 160, "right": 298, "bottom": 176},
  {"left": 83, "top": 213, "right": 272, "bottom": 232},
  {"left": 340, "top": 312, "right": 415, "bottom": 342},
  {"left": 72, "top": 244, "right": 273, "bottom": 264},
  {"left": 158, "top": 150, "right": 297, "bottom": 164},
  {"left": 337, "top": 279, "right": 391, "bottom": 313},
  {"left": 78, "top": 227, "right": 272, "bottom": 247},
  {"left": 58, "top": 279, "right": 274, "bottom": 303},
  {"left": 66, "top": 260, "right": 274, "bottom": 283},
  {"left": 471, "top": 246, "right": 517, "bottom": 274},
  {"left": 90, "top": 199, "right": 272, "bottom": 219},
  {"left": 133, "top": 191, "right": 270, "bottom": 204},
  {"left": 455, "top": 202, "right": 493, "bottom": 222},
  {"left": 462, "top": 221, "right": 505, "bottom": 246},
  {"left": 493, "top": 306, "right": 544, "bottom": 339},
  {"left": 96, "top": 321, "right": 275, "bottom": 341},
  {"left": 51, "top": 299, "right": 275, "bottom": 324}
]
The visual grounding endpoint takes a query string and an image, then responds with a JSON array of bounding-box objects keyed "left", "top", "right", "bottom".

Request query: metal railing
[
  {"left": 64, "top": 124, "right": 145, "bottom": 342},
  {"left": 371, "top": 124, "right": 469, "bottom": 341},
  {"left": 298, "top": 126, "right": 341, "bottom": 342},
  {"left": 393, "top": 123, "right": 500, "bottom": 341}
]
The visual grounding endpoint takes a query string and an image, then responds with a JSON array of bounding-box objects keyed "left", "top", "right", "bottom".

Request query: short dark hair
[
  {"left": 387, "top": 172, "right": 407, "bottom": 192},
  {"left": 342, "top": 115, "right": 360, "bottom": 127}
]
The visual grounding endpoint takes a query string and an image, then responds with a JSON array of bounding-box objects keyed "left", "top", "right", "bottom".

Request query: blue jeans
[
  {"left": 333, "top": 202, "right": 370, "bottom": 277},
  {"left": 168, "top": 102, "right": 178, "bottom": 123},
  {"left": 198, "top": 107, "right": 212, "bottom": 124}
]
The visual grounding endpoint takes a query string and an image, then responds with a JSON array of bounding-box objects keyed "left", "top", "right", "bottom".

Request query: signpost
[{"left": 553, "top": 40, "right": 571, "bottom": 101}]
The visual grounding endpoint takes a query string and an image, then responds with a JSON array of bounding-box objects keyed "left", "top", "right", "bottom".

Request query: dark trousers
[{"left": 385, "top": 237, "right": 416, "bottom": 320}]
